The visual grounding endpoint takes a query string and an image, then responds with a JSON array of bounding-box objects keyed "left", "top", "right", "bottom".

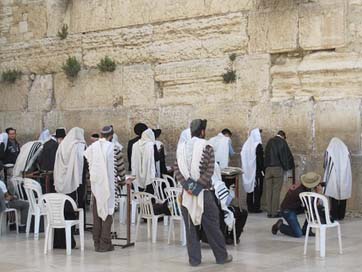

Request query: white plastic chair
[
  {"left": 299, "top": 192, "right": 343, "bottom": 258},
  {"left": 165, "top": 187, "right": 186, "bottom": 246},
  {"left": 0, "top": 208, "right": 19, "bottom": 236},
  {"left": 162, "top": 174, "right": 177, "bottom": 187},
  {"left": 152, "top": 178, "right": 170, "bottom": 226},
  {"left": 40, "top": 193, "right": 84, "bottom": 255},
  {"left": 134, "top": 192, "right": 165, "bottom": 243},
  {"left": 23, "top": 178, "right": 47, "bottom": 240},
  {"left": 11, "top": 177, "right": 26, "bottom": 200},
  {"left": 118, "top": 185, "right": 128, "bottom": 224}
]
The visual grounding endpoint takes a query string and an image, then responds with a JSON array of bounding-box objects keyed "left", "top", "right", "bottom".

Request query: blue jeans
[{"left": 280, "top": 210, "right": 307, "bottom": 238}]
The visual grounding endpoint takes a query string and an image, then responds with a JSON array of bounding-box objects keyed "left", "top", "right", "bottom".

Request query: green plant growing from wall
[
  {"left": 57, "top": 24, "right": 69, "bottom": 40},
  {"left": 222, "top": 53, "right": 237, "bottom": 84},
  {"left": 1, "top": 69, "right": 22, "bottom": 83},
  {"left": 97, "top": 56, "right": 116, "bottom": 72},
  {"left": 62, "top": 56, "right": 81, "bottom": 78}
]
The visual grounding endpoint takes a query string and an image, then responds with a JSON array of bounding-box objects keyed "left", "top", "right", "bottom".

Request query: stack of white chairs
[
  {"left": 23, "top": 178, "right": 47, "bottom": 240},
  {"left": 152, "top": 177, "right": 170, "bottom": 226},
  {"left": 299, "top": 192, "right": 343, "bottom": 258}
]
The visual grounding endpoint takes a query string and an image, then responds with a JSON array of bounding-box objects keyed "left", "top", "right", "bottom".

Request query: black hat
[
  {"left": 153, "top": 129, "right": 162, "bottom": 138},
  {"left": 134, "top": 123, "right": 148, "bottom": 136},
  {"left": 55, "top": 128, "right": 66, "bottom": 139},
  {"left": 91, "top": 133, "right": 100, "bottom": 139}
]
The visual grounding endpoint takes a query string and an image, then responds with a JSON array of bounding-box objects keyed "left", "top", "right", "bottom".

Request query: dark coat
[{"left": 264, "top": 136, "right": 295, "bottom": 171}]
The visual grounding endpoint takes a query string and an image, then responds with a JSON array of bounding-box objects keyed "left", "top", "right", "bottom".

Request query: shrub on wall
[
  {"left": 222, "top": 69, "right": 236, "bottom": 84},
  {"left": 57, "top": 24, "right": 69, "bottom": 40},
  {"left": 97, "top": 56, "right": 116, "bottom": 72},
  {"left": 62, "top": 56, "right": 81, "bottom": 78},
  {"left": 1, "top": 69, "right": 22, "bottom": 83}
]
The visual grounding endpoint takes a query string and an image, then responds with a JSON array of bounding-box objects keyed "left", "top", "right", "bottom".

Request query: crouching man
[{"left": 272, "top": 172, "right": 323, "bottom": 237}]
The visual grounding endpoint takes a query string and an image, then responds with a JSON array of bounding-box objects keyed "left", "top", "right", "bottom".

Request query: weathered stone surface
[
  {"left": 28, "top": 74, "right": 54, "bottom": 112},
  {"left": 0, "top": 76, "right": 29, "bottom": 111},
  {"left": 54, "top": 69, "right": 124, "bottom": 111},
  {"left": 315, "top": 99, "right": 361, "bottom": 154},
  {"left": 248, "top": 8, "right": 299, "bottom": 53},
  {"left": 299, "top": 2, "right": 346, "bottom": 50}
]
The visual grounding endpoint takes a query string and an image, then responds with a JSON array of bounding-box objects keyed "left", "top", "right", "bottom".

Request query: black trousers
[
  {"left": 246, "top": 176, "right": 263, "bottom": 212},
  {"left": 330, "top": 198, "right": 347, "bottom": 220}
]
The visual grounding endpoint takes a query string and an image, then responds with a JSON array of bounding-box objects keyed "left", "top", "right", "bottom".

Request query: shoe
[
  {"left": 189, "top": 262, "right": 201, "bottom": 267},
  {"left": 249, "top": 209, "right": 263, "bottom": 214},
  {"left": 217, "top": 254, "right": 233, "bottom": 264},
  {"left": 18, "top": 225, "right": 26, "bottom": 233},
  {"left": 272, "top": 219, "right": 283, "bottom": 235},
  {"left": 225, "top": 238, "right": 234, "bottom": 245},
  {"left": 96, "top": 244, "right": 115, "bottom": 252}
]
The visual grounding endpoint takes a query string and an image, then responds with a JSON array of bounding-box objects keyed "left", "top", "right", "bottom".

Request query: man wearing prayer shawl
[
  {"left": 241, "top": 128, "right": 264, "bottom": 213},
  {"left": 264, "top": 130, "right": 294, "bottom": 218},
  {"left": 323, "top": 137, "right": 352, "bottom": 220},
  {"left": 131, "top": 128, "right": 156, "bottom": 192},
  {"left": 53, "top": 127, "right": 87, "bottom": 249},
  {"left": 153, "top": 129, "right": 167, "bottom": 177},
  {"left": 174, "top": 119, "right": 232, "bottom": 267},
  {"left": 127, "top": 123, "right": 148, "bottom": 171},
  {"left": 208, "top": 128, "right": 235, "bottom": 169},
  {"left": 84, "top": 126, "right": 126, "bottom": 252}
]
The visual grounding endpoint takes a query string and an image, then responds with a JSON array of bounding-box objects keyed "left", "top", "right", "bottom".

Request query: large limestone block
[
  {"left": 127, "top": 107, "right": 160, "bottom": 134},
  {"left": 54, "top": 69, "right": 124, "bottom": 111},
  {"left": 299, "top": 2, "right": 346, "bottom": 50},
  {"left": 346, "top": 0, "right": 362, "bottom": 53},
  {"left": 0, "top": 76, "right": 29, "bottom": 111},
  {"left": 0, "top": 111, "right": 42, "bottom": 141},
  {"left": 236, "top": 54, "right": 271, "bottom": 101},
  {"left": 28, "top": 74, "right": 54, "bottom": 112},
  {"left": 123, "top": 64, "right": 156, "bottom": 107},
  {"left": 315, "top": 99, "right": 361, "bottom": 154},
  {"left": 0, "top": 37, "right": 83, "bottom": 74},
  {"left": 248, "top": 8, "right": 298, "bottom": 53}
]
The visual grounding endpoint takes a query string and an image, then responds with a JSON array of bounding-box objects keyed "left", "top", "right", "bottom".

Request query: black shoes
[
  {"left": 272, "top": 219, "right": 283, "bottom": 235},
  {"left": 217, "top": 254, "right": 233, "bottom": 265},
  {"left": 268, "top": 212, "right": 281, "bottom": 218}
]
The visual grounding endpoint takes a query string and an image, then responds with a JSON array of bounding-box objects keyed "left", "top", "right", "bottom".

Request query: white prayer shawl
[
  {"left": 131, "top": 129, "right": 156, "bottom": 189},
  {"left": 209, "top": 133, "right": 231, "bottom": 169},
  {"left": 324, "top": 137, "right": 352, "bottom": 200},
  {"left": 241, "top": 128, "right": 262, "bottom": 193},
  {"left": 84, "top": 139, "right": 115, "bottom": 221},
  {"left": 112, "top": 133, "right": 123, "bottom": 151},
  {"left": 155, "top": 140, "right": 163, "bottom": 178},
  {"left": 178, "top": 128, "right": 191, "bottom": 146},
  {"left": 54, "top": 127, "right": 86, "bottom": 194},
  {"left": 211, "top": 162, "right": 235, "bottom": 229},
  {"left": 39, "top": 129, "right": 51, "bottom": 143},
  {"left": 176, "top": 137, "right": 206, "bottom": 226},
  {"left": 0, "top": 133, "right": 8, "bottom": 150},
  {"left": 13, "top": 141, "right": 43, "bottom": 177}
]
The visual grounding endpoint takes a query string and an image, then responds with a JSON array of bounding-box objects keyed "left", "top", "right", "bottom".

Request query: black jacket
[
  {"left": 38, "top": 139, "right": 58, "bottom": 171},
  {"left": 264, "top": 136, "right": 294, "bottom": 171},
  {"left": 4, "top": 140, "right": 20, "bottom": 164}
]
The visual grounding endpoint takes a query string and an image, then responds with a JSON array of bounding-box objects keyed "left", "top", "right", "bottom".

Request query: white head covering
[
  {"left": 324, "top": 137, "right": 352, "bottom": 200},
  {"left": 54, "top": 127, "right": 86, "bottom": 194},
  {"left": 178, "top": 128, "right": 191, "bottom": 146},
  {"left": 208, "top": 133, "right": 231, "bottom": 169},
  {"left": 0, "top": 133, "right": 8, "bottom": 150},
  {"left": 131, "top": 128, "right": 156, "bottom": 188},
  {"left": 241, "top": 128, "right": 262, "bottom": 193},
  {"left": 38, "top": 129, "right": 51, "bottom": 143},
  {"left": 112, "top": 133, "right": 123, "bottom": 151}
]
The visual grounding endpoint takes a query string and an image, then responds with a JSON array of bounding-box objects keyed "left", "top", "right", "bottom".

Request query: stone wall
[{"left": 1, "top": 0, "right": 362, "bottom": 211}]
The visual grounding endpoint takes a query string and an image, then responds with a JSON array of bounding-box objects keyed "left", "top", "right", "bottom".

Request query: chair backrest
[
  {"left": 299, "top": 192, "right": 332, "bottom": 225},
  {"left": 162, "top": 174, "right": 176, "bottom": 187},
  {"left": 23, "top": 178, "right": 43, "bottom": 214},
  {"left": 40, "top": 193, "right": 78, "bottom": 227},
  {"left": 134, "top": 192, "right": 156, "bottom": 217},
  {"left": 11, "top": 177, "right": 26, "bottom": 200},
  {"left": 165, "top": 187, "right": 182, "bottom": 218},
  {"left": 152, "top": 178, "right": 170, "bottom": 203}
]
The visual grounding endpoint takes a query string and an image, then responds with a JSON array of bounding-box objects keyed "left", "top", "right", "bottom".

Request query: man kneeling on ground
[{"left": 271, "top": 172, "right": 323, "bottom": 237}]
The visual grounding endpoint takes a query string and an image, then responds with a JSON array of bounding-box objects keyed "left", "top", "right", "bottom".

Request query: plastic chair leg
[
  {"left": 167, "top": 219, "right": 173, "bottom": 244},
  {"left": 65, "top": 224, "right": 72, "bottom": 255},
  {"left": 44, "top": 225, "right": 50, "bottom": 254},
  {"left": 131, "top": 202, "right": 137, "bottom": 224},
  {"left": 319, "top": 227, "right": 326, "bottom": 258},
  {"left": 315, "top": 228, "right": 320, "bottom": 251},
  {"left": 135, "top": 214, "right": 141, "bottom": 242},
  {"left": 337, "top": 225, "right": 343, "bottom": 254},
  {"left": 34, "top": 212, "right": 40, "bottom": 240},
  {"left": 164, "top": 216, "right": 168, "bottom": 226},
  {"left": 233, "top": 221, "right": 237, "bottom": 246},
  {"left": 79, "top": 222, "right": 85, "bottom": 251},
  {"left": 181, "top": 220, "right": 187, "bottom": 246},
  {"left": 152, "top": 218, "right": 158, "bottom": 243},
  {"left": 26, "top": 212, "right": 32, "bottom": 238},
  {"left": 14, "top": 211, "right": 19, "bottom": 234},
  {"left": 304, "top": 225, "right": 310, "bottom": 255}
]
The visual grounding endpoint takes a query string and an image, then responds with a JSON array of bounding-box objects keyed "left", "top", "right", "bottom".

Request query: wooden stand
[{"left": 111, "top": 182, "right": 135, "bottom": 248}]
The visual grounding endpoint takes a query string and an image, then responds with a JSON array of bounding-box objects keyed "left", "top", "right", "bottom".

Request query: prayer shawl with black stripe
[
  {"left": 114, "top": 145, "right": 126, "bottom": 208},
  {"left": 13, "top": 141, "right": 43, "bottom": 177},
  {"left": 323, "top": 137, "right": 352, "bottom": 200}
]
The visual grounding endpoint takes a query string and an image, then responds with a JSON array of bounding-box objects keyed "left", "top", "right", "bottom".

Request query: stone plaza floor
[{"left": 1, "top": 212, "right": 361, "bottom": 272}]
